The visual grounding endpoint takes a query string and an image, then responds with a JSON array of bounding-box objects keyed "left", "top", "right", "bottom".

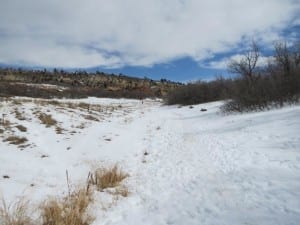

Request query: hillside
[
  {"left": 1, "top": 97, "right": 299, "bottom": 225},
  {"left": 0, "top": 68, "right": 181, "bottom": 99}
]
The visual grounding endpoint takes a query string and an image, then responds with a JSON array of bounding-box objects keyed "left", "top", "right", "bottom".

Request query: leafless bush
[
  {"left": 223, "top": 40, "right": 300, "bottom": 112},
  {"left": 165, "top": 78, "right": 232, "bottom": 105}
]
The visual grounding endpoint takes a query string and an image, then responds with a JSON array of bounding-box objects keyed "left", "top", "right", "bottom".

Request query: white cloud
[
  {"left": 0, "top": 0, "right": 299, "bottom": 68},
  {"left": 204, "top": 54, "right": 275, "bottom": 70}
]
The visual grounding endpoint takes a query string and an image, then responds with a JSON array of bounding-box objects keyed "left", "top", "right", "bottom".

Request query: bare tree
[
  {"left": 274, "top": 41, "right": 291, "bottom": 75},
  {"left": 228, "top": 41, "right": 260, "bottom": 82},
  {"left": 292, "top": 40, "right": 300, "bottom": 68},
  {"left": 274, "top": 40, "right": 300, "bottom": 76}
]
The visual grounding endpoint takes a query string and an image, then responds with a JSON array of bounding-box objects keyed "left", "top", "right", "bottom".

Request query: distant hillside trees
[
  {"left": 0, "top": 68, "right": 181, "bottom": 99},
  {"left": 165, "top": 77, "right": 233, "bottom": 105}
]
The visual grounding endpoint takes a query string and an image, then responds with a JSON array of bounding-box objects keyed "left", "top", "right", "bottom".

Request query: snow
[{"left": 0, "top": 97, "right": 300, "bottom": 225}]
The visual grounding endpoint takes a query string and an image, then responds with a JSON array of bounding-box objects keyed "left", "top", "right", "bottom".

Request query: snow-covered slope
[{"left": 1, "top": 98, "right": 299, "bottom": 225}]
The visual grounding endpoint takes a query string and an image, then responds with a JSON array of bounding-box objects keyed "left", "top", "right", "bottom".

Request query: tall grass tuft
[
  {"left": 0, "top": 197, "right": 34, "bottom": 225},
  {"left": 40, "top": 188, "right": 94, "bottom": 225},
  {"left": 87, "top": 165, "right": 128, "bottom": 191}
]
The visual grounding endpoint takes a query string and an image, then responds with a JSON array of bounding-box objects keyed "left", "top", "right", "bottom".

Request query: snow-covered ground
[{"left": 0, "top": 97, "right": 299, "bottom": 225}]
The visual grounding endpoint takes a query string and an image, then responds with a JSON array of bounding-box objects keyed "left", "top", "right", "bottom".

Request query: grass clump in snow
[
  {"left": 107, "top": 186, "right": 130, "bottom": 198},
  {"left": 1, "top": 119, "right": 12, "bottom": 129},
  {"left": 55, "top": 126, "right": 64, "bottom": 134},
  {"left": 14, "top": 110, "right": 26, "bottom": 121},
  {"left": 15, "top": 125, "right": 27, "bottom": 132},
  {"left": 83, "top": 115, "right": 99, "bottom": 122},
  {"left": 0, "top": 197, "right": 34, "bottom": 225},
  {"left": 87, "top": 165, "right": 128, "bottom": 191},
  {"left": 4, "top": 136, "right": 28, "bottom": 145},
  {"left": 38, "top": 113, "right": 57, "bottom": 127},
  {"left": 78, "top": 103, "right": 90, "bottom": 110},
  {"left": 40, "top": 188, "right": 94, "bottom": 225}
]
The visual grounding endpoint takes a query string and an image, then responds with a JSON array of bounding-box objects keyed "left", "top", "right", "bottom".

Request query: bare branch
[{"left": 228, "top": 41, "right": 260, "bottom": 82}]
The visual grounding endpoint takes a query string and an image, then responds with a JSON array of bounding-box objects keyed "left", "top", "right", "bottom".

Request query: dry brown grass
[
  {"left": 47, "top": 100, "right": 60, "bottom": 106},
  {"left": 108, "top": 186, "right": 130, "bottom": 197},
  {"left": 0, "top": 165, "right": 128, "bottom": 225},
  {"left": 78, "top": 103, "right": 90, "bottom": 110},
  {"left": 87, "top": 165, "right": 128, "bottom": 191},
  {"left": 0, "top": 197, "right": 34, "bottom": 225},
  {"left": 55, "top": 126, "right": 64, "bottom": 134},
  {"left": 11, "top": 100, "right": 22, "bottom": 106},
  {"left": 40, "top": 188, "right": 94, "bottom": 225},
  {"left": 38, "top": 113, "right": 57, "bottom": 127},
  {"left": 76, "top": 123, "right": 86, "bottom": 129},
  {"left": 4, "top": 136, "right": 28, "bottom": 145},
  {"left": 83, "top": 115, "right": 99, "bottom": 122},
  {"left": 14, "top": 110, "right": 26, "bottom": 121},
  {"left": 1, "top": 119, "right": 12, "bottom": 129},
  {"left": 15, "top": 125, "right": 27, "bottom": 132}
]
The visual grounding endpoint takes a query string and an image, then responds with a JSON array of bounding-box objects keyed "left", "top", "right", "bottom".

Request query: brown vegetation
[
  {"left": 0, "top": 198, "right": 34, "bottom": 225},
  {"left": 14, "top": 110, "right": 26, "bottom": 121},
  {"left": 107, "top": 186, "right": 130, "bottom": 197},
  {"left": 38, "top": 114, "right": 57, "bottom": 127},
  {"left": 0, "top": 164, "right": 130, "bottom": 225},
  {"left": 87, "top": 165, "right": 128, "bottom": 191},
  {"left": 40, "top": 188, "right": 94, "bottom": 225},
  {"left": 4, "top": 136, "right": 28, "bottom": 145},
  {"left": 0, "top": 68, "right": 182, "bottom": 99},
  {"left": 83, "top": 115, "right": 99, "bottom": 122},
  {"left": 15, "top": 125, "right": 27, "bottom": 132},
  {"left": 165, "top": 40, "right": 300, "bottom": 112}
]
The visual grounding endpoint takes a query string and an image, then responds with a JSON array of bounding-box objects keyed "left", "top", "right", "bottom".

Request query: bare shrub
[
  {"left": 87, "top": 165, "right": 128, "bottom": 191},
  {"left": 228, "top": 41, "right": 260, "bottom": 82},
  {"left": 165, "top": 78, "right": 232, "bottom": 105},
  {"left": 223, "top": 40, "right": 300, "bottom": 112}
]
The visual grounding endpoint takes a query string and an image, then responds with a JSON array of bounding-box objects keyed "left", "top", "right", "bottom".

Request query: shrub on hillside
[
  {"left": 0, "top": 82, "right": 156, "bottom": 99},
  {"left": 165, "top": 78, "right": 232, "bottom": 105},
  {"left": 223, "top": 40, "right": 300, "bottom": 112},
  {"left": 165, "top": 40, "right": 300, "bottom": 111}
]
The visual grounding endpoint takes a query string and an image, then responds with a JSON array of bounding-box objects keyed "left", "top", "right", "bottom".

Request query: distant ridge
[{"left": 0, "top": 68, "right": 182, "bottom": 99}]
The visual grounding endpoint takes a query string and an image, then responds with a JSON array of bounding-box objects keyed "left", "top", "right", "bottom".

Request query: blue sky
[
  {"left": 91, "top": 57, "right": 227, "bottom": 82},
  {"left": 0, "top": 0, "right": 299, "bottom": 82}
]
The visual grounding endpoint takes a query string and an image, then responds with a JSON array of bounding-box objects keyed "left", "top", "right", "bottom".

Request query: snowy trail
[
  {"left": 102, "top": 103, "right": 300, "bottom": 225},
  {"left": 1, "top": 98, "right": 300, "bottom": 225}
]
